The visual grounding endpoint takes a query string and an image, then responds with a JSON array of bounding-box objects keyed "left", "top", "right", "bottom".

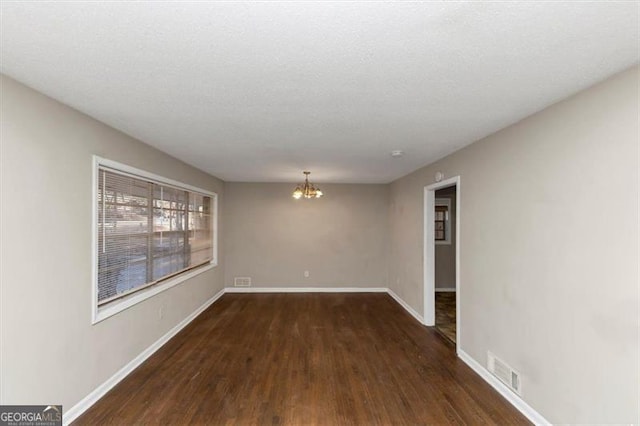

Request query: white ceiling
[{"left": 1, "top": 2, "right": 638, "bottom": 183}]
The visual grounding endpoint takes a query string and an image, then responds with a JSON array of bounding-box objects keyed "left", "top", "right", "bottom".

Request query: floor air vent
[
  {"left": 234, "top": 277, "right": 252, "bottom": 287},
  {"left": 487, "top": 351, "right": 522, "bottom": 395}
]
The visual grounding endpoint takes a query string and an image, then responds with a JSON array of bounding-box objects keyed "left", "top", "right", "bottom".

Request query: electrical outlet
[{"left": 304, "top": 270, "right": 310, "bottom": 278}]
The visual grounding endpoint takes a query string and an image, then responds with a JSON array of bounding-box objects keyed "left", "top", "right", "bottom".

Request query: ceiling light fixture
[
  {"left": 292, "top": 171, "right": 323, "bottom": 199},
  {"left": 391, "top": 150, "right": 404, "bottom": 157}
]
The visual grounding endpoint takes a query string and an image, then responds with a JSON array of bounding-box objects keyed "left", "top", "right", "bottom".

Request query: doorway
[
  {"left": 434, "top": 186, "right": 456, "bottom": 343},
  {"left": 424, "top": 176, "right": 460, "bottom": 350}
]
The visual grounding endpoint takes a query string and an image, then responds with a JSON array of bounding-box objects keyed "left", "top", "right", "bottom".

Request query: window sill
[{"left": 92, "top": 262, "right": 216, "bottom": 324}]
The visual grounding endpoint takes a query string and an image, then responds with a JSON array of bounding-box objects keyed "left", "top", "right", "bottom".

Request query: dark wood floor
[
  {"left": 75, "top": 293, "right": 527, "bottom": 425},
  {"left": 435, "top": 292, "right": 456, "bottom": 343}
]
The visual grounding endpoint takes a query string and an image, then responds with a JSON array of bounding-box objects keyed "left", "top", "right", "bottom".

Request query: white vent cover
[
  {"left": 487, "top": 351, "right": 522, "bottom": 395},
  {"left": 234, "top": 277, "right": 252, "bottom": 287}
]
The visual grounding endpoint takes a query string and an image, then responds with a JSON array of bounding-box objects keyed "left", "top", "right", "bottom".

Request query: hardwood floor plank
[{"left": 74, "top": 293, "right": 529, "bottom": 425}]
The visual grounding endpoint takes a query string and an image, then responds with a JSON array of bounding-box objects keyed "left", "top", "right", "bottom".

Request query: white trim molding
[
  {"left": 457, "top": 350, "right": 551, "bottom": 426},
  {"left": 387, "top": 289, "right": 425, "bottom": 325},
  {"left": 64, "top": 288, "right": 226, "bottom": 425},
  {"left": 95, "top": 264, "right": 214, "bottom": 323}
]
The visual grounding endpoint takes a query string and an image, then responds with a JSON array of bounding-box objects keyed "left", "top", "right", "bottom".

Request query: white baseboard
[
  {"left": 225, "top": 286, "right": 388, "bottom": 293},
  {"left": 457, "top": 350, "right": 550, "bottom": 425},
  {"left": 435, "top": 287, "right": 456, "bottom": 292},
  {"left": 386, "top": 289, "right": 425, "bottom": 325},
  {"left": 63, "top": 288, "right": 226, "bottom": 425}
]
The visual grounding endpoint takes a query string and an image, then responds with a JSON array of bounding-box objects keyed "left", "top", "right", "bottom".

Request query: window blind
[{"left": 97, "top": 167, "right": 213, "bottom": 306}]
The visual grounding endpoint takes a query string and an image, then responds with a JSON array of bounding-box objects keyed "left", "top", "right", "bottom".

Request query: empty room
[{"left": 0, "top": 2, "right": 638, "bottom": 425}]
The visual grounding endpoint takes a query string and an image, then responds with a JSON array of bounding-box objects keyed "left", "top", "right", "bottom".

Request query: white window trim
[
  {"left": 91, "top": 156, "right": 218, "bottom": 324},
  {"left": 435, "top": 198, "right": 451, "bottom": 246}
]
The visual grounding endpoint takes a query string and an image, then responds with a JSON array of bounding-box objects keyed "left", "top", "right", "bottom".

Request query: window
[
  {"left": 435, "top": 198, "right": 451, "bottom": 245},
  {"left": 93, "top": 157, "right": 217, "bottom": 323}
]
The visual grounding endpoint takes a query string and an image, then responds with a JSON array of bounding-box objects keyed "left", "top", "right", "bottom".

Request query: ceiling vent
[
  {"left": 487, "top": 351, "right": 522, "bottom": 395},
  {"left": 234, "top": 277, "right": 251, "bottom": 287}
]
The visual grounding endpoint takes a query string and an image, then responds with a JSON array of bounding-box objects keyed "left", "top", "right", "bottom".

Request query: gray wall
[
  {"left": 224, "top": 183, "right": 389, "bottom": 288},
  {"left": 0, "top": 76, "right": 225, "bottom": 409},
  {"left": 388, "top": 66, "right": 639, "bottom": 423},
  {"left": 435, "top": 186, "right": 456, "bottom": 290}
]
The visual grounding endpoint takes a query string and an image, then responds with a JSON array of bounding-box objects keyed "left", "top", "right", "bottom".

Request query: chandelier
[{"left": 292, "top": 171, "right": 323, "bottom": 199}]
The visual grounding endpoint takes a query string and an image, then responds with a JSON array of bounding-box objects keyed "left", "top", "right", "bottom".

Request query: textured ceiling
[{"left": 1, "top": 2, "right": 638, "bottom": 183}]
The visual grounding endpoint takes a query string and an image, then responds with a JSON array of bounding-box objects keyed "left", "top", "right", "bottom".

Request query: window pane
[
  {"left": 97, "top": 167, "right": 215, "bottom": 307},
  {"left": 152, "top": 232, "right": 186, "bottom": 280},
  {"left": 98, "top": 235, "right": 148, "bottom": 302}
]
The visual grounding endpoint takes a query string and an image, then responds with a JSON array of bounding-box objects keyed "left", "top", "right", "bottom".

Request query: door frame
[{"left": 424, "top": 176, "right": 460, "bottom": 350}]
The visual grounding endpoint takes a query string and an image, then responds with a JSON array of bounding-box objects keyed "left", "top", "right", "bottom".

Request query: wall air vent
[
  {"left": 234, "top": 277, "right": 252, "bottom": 287},
  {"left": 487, "top": 351, "right": 522, "bottom": 395}
]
